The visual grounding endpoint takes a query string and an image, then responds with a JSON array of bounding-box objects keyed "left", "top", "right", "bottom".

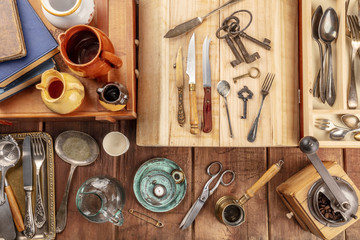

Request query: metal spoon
[
  {"left": 311, "top": 6, "right": 324, "bottom": 100},
  {"left": 319, "top": 8, "right": 339, "bottom": 106},
  {"left": 341, "top": 114, "right": 360, "bottom": 129},
  {"left": 329, "top": 128, "right": 360, "bottom": 140},
  {"left": 217, "top": 80, "right": 233, "bottom": 138}
]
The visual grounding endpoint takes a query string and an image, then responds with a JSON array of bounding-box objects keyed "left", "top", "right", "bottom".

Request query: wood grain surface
[{"left": 0, "top": 121, "right": 360, "bottom": 239}]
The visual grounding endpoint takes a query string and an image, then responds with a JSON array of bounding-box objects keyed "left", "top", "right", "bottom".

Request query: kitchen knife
[
  {"left": 5, "top": 178, "right": 24, "bottom": 233},
  {"left": 0, "top": 193, "right": 16, "bottom": 240},
  {"left": 186, "top": 33, "right": 200, "bottom": 135},
  {"left": 176, "top": 46, "right": 185, "bottom": 127},
  {"left": 22, "top": 136, "right": 35, "bottom": 239},
  {"left": 164, "top": 0, "right": 241, "bottom": 38},
  {"left": 202, "top": 36, "right": 212, "bottom": 133}
]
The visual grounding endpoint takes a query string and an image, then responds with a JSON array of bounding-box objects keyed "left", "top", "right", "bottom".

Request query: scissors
[{"left": 179, "top": 161, "right": 235, "bottom": 229}]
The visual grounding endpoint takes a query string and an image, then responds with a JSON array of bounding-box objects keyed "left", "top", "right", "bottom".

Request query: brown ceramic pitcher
[{"left": 58, "top": 25, "right": 122, "bottom": 78}]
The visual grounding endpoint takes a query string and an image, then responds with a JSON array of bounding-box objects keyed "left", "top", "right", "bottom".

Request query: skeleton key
[
  {"left": 238, "top": 31, "right": 271, "bottom": 51},
  {"left": 230, "top": 25, "right": 260, "bottom": 64},
  {"left": 216, "top": 26, "right": 244, "bottom": 67},
  {"left": 237, "top": 86, "right": 253, "bottom": 119}
]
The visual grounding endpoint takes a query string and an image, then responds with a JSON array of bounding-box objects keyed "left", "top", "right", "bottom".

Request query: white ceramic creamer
[{"left": 41, "top": 0, "right": 95, "bottom": 30}]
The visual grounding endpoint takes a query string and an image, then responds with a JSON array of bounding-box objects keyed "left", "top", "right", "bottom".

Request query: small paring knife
[
  {"left": 175, "top": 46, "right": 185, "bottom": 127},
  {"left": 202, "top": 36, "right": 212, "bottom": 133}
]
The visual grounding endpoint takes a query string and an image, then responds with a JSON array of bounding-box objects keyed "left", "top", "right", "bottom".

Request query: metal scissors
[{"left": 179, "top": 161, "right": 235, "bottom": 229}]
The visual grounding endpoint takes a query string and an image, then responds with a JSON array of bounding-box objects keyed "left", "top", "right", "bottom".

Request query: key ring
[
  {"left": 228, "top": 10, "right": 253, "bottom": 36},
  {"left": 217, "top": 10, "right": 253, "bottom": 39}
]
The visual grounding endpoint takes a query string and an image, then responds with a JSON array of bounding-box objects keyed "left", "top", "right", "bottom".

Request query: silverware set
[
  {"left": 312, "top": 6, "right": 339, "bottom": 106},
  {"left": 315, "top": 114, "right": 360, "bottom": 140}
]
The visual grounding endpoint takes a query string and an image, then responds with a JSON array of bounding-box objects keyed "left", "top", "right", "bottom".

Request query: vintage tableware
[
  {"left": 329, "top": 128, "right": 360, "bottom": 140},
  {"left": 311, "top": 6, "right": 324, "bottom": 100},
  {"left": 36, "top": 69, "right": 85, "bottom": 114},
  {"left": 215, "top": 160, "right": 282, "bottom": 227},
  {"left": 58, "top": 25, "right": 122, "bottom": 78},
  {"left": 348, "top": 15, "right": 360, "bottom": 109},
  {"left": 55, "top": 130, "right": 99, "bottom": 233},
  {"left": 175, "top": 46, "right": 185, "bottom": 127},
  {"left": 102, "top": 131, "right": 130, "bottom": 157},
  {"left": 202, "top": 36, "right": 212, "bottom": 133},
  {"left": 247, "top": 73, "right": 275, "bottom": 142},
  {"left": 133, "top": 158, "right": 187, "bottom": 212},
  {"left": 180, "top": 162, "right": 235, "bottom": 229},
  {"left": 0, "top": 193, "right": 16, "bottom": 240},
  {"left": 41, "top": 0, "right": 95, "bottom": 30},
  {"left": 217, "top": 80, "right": 233, "bottom": 138},
  {"left": 97, "top": 82, "right": 129, "bottom": 111},
  {"left": 314, "top": 119, "right": 348, "bottom": 131},
  {"left": 319, "top": 8, "right": 339, "bottom": 106},
  {"left": 0, "top": 135, "right": 20, "bottom": 205},
  {"left": 341, "top": 114, "right": 360, "bottom": 129},
  {"left": 76, "top": 176, "right": 125, "bottom": 226}
]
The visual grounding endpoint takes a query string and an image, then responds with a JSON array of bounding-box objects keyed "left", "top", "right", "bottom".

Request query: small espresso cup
[
  {"left": 102, "top": 132, "right": 130, "bottom": 157},
  {"left": 58, "top": 25, "right": 122, "bottom": 78},
  {"left": 97, "top": 82, "right": 129, "bottom": 111}
]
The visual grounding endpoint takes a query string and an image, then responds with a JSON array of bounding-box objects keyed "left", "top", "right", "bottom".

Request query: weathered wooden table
[{"left": 0, "top": 120, "right": 359, "bottom": 240}]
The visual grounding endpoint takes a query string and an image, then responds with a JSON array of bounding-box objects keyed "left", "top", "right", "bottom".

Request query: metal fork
[
  {"left": 247, "top": 73, "right": 275, "bottom": 142},
  {"left": 348, "top": 15, "right": 360, "bottom": 109},
  {"left": 314, "top": 119, "right": 349, "bottom": 131},
  {"left": 32, "top": 136, "right": 46, "bottom": 228}
]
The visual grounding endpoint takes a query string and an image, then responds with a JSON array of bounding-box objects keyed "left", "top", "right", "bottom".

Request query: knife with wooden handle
[
  {"left": 186, "top": 33, "right": 200, "bottom": 135},
  {"left": 202, "top": 36, "right": 212, "bottom": 133},
  {"left": 5, "top": 178, "right": 25, "bottom": 233},
  {"left": 176, "top": 46, "right": 185, "bottom": 126}
]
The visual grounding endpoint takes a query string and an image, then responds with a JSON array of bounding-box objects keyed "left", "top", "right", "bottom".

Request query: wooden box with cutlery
[{"left": 300, "top": 0, "right": 360, "bottom": 147}]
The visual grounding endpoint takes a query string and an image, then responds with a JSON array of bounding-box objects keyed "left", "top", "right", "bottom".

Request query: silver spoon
[
  {"left": 341, "top": 114, "right": 360, "bottom": 129},
  {"left": 311, "top": 6, "right": 324, "bottom": 100},
  {"left": 217, "top": 80, "right": 233, "bottom": 138},
  {"left": 319, "top": 8, "right": 339, "bottom": 106},
  {"left": 329, "top": 127, "right": 360, "bottom": 140}
]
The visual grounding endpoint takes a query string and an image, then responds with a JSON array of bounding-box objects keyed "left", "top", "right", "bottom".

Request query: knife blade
[
  {"left": 22, "top": 136, "right": 35, "bottom": 239},
  {"left": 164, "top": 0, "right": 241, "bottom": 38},
  {"left": 0, "top": 193, "right": 16, "bottom": 240},
  {"left": 176, "top": 46, "right": 185, "bottom": 126},
  {"left": 202, "top": 36, "right": 212, "bottom": 133},
  {"left": 186, "top": 33, "right": 199, "bottom": 135}
]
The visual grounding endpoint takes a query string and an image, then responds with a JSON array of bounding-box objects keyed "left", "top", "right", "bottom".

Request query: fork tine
[
  {"left": 348, "top": 15, "right": 355, "bottom": 38},
  {"left": 314, "top": 124, "right": 327, "bottom": 130},
  {"left": 37, "top": 136, "right": 44, "bottom": 155},
  {"left": 261, "top": 73, "right": 271, "bottom": 89},
  {"left": 267, "top": 74, "right": 275, "bottom": 91},
  {"left": 263, "top": 73, "right": 275, "bottom": 91},
  {"left": 31, "top": 137, "right": 37, "bottom": 155}
]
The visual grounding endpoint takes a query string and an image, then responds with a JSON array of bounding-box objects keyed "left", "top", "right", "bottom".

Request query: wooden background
[{"left": 1, "top": 120, "right": 360, "bottom": 240}]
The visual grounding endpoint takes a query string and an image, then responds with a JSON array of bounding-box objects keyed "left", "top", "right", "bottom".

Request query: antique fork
[
  {"left": 347, "top": 15, "right": 360, "bottom": 109},
  {"left": 314, "top": 119, "right": 348, "bottom": 131},
  {"left": 32, "top": 136, "right": 46, "bottom": 228},
  {"left": 247, "top": 73, "right": 275, "bottom": 142}
]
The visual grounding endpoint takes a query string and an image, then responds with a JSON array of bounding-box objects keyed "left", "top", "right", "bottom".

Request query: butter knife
[
  {"left": 176, "top": 46, "right": 185, "bottom": 126},
  {"left": 164, "top": 0, "right": 241, "bottom": 38},
  {"left": 187, "top": 33, "right": 199, "bottom": 135},
  {"left": 202, "top": 36, "right": 212, "bottom": 133},
  {"left": 23, "top": 136, "right": 35, "bottom": 239}
]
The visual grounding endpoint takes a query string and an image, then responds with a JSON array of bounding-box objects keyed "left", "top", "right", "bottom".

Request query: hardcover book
[
  {"left": 0, "top": 0, "right": 26, "bottom": 62},
  {"left": 0, "top": 58, "right": 56, "bottom": 102},
  {"left": 0, "top": 0, "right": 59, "bottom": 88}
]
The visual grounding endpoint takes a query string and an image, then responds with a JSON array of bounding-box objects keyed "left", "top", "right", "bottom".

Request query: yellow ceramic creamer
[{"left": 36, "top": 69, "right": 85, "bottom": 114}]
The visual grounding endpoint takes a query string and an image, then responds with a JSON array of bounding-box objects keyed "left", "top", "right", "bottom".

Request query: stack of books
[{"left": 0, "top": 0, "right": 59, "bottom": 102}]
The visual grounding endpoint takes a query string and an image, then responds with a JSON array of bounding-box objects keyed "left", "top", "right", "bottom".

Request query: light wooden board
[
  {"left": 137, "top": 0, "right": 299, "bottom": 147},
  {"left": 300, "top": 0, "right": 360, "bottom": 147}
]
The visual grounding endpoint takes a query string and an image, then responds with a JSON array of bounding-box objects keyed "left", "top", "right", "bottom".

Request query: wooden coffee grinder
[{"left": 277, "top": 136, "right": 360, "bottom": 240}]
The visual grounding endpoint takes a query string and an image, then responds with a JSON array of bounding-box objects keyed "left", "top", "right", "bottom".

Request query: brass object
[
  {"left": 128, "top": 209, "right": 164, "bottom": 228},
  {"left": 215, "top": 160, "right": 283, "bottom": 227},
  {"left": 175, "top": 47, "right": 185, "bottom": 127},
  {"left": 171, "top": 169, "right": 185, "bottom": 184}
]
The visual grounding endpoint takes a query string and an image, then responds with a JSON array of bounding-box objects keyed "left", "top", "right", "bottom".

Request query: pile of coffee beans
[{"left": 318, "top": 192, "right": 344, "bottom": 221}]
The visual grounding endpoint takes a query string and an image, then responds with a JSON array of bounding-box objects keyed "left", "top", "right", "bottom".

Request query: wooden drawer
[
  {"left": 137, "top": 0, "right": 299, "bottom": 146},
  {"left": 0, "top": 0, "right": 136, "bottom": 122}
]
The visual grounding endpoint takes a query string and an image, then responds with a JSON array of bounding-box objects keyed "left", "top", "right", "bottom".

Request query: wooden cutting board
[{"left": 137, "top": 0, "right": 299, "bottom": 147}]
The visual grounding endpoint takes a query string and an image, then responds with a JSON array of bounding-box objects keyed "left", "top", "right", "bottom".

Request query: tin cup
[
  {"left": 102, "top": 132, "right": 130, "bottom": 157},
  {"left": 97, "top": 82, "right": 129, "bottom": 111}
]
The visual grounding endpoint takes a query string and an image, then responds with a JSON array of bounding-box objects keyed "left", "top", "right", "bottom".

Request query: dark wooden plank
[
  {"left": 344, "top": 149, "right": 360, "bottom": 240},
  {"left": 268, "top": 147, "right": 344, "bottom": 240},
  {"left": 193, "top": 147, "right": 269, "bottom": 240},
  {"left": 115, "top": 120, "right": 192, "bottom": 240},
  {"left": 45, "top": 121, "right": 118, "bottom": 240}
]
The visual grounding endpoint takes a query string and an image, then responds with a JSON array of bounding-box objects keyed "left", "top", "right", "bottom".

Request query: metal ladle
[
  {"left": 217, "top": 80, "right": 233, "bottom": 138},
  {"left": 55, "top": 131, "right": 99, "bottom": 233},
  {"left": 318, "top": 8, "right": 339, "bottom": 106}
]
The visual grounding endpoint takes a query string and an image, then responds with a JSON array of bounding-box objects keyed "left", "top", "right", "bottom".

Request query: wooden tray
[
  {"left": 0, "top": 0, "right": 136, "bottom": 122},
  {"left": 137, "top": 0, "right": 299, "bottom": 147},
  {"left": 2, "top": 132, "right": 56, "bottom": 240},
  {"left": 300, "top": 0, "right": 360, "bottom": 147}
]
